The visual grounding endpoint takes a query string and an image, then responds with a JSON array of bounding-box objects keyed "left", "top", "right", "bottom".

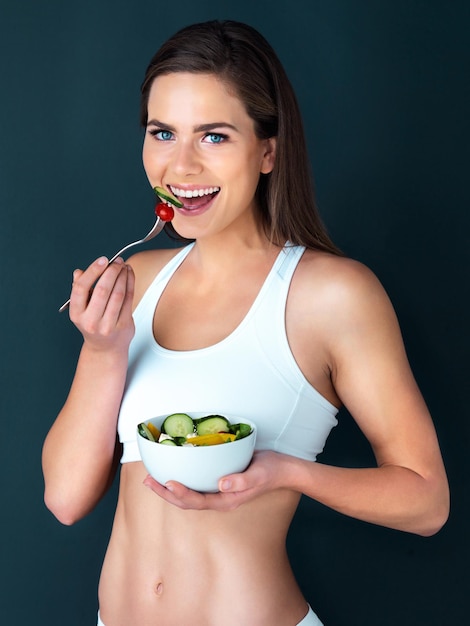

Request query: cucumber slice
[
  {"left": 161, "top": 413, "right": 194, "bottom": 437},
  {"left": 196, "top": 415, "right": 230, "bottom": 435},
  {"left": 138, "top": 422, "right": 156, "bottom": 442},
  {"left": 159, "top": 438, "right": 177, "bottom": 446},
  {"left": 153, "top": 186, "right": 184, "bottom": 208}
]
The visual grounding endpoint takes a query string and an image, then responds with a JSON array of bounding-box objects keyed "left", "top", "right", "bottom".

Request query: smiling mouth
[{"left": 169, "top": 185, "right": 220, "bottom": 210}]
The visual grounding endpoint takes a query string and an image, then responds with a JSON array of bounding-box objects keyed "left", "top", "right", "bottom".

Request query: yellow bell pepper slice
[
  {"left": 146, "top": 422, "right": 161, "bottom": 440},
  {"left": 187, "top": 433, "right": 237, "bottom": 446}
]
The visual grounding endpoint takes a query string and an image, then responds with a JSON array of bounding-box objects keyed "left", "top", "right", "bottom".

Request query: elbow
[
  {"left": 414, "top": 482, "right": 450, "bottom": 537},
  {"left": 417, "top": 518, "right": 448, "bottom": 538},
  {"left": 417, "top": 502, "right": 450, "bottom": 537},
  {"left": 44, "top": 488, "right": 87, "bottom": 526}
]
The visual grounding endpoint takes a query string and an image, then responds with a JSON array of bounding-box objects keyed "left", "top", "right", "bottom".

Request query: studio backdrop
[{"left": 0, "top": 1, "right": 468, "bottom": 624}]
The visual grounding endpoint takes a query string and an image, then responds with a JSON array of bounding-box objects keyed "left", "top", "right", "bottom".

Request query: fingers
[
  {"left": 142, "top": 474, "right": 253, "bottom": 512},
  {"left": 218, "top": 452, "right": 278, "bottom": 494},
  {"left": 70, "top": 256, "right": 109, "bottom": 312},
  {"left": 143, "top": 453, "right": 280, "bottom": 512},
  {"left": 69, "top": 257, "right": 134, "bottom": 341},
  {"left": 70, "top": 257, "right": 128, "bottom": 318},
  {"left": 143, "top": 476, "right": 209, "bottom": 509},
  {"left": 117, "top": 262, "right": 135, "bottom": 324},
  {"left": 91, "top": 261, "right": 132, "bottom": 328}
]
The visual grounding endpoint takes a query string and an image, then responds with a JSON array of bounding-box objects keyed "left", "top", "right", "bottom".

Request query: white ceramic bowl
[{"left": 137, "top": 413, "right": 257, "bottom": 493}]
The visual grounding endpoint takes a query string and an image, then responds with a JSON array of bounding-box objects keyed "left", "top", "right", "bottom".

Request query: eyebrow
[{"left": 147, "top": 118, "right": 239, "bottom": 133}]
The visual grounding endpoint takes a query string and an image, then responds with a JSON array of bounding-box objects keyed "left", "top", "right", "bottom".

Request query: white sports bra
[{"left": 118, "top": 243, "right": 338, "bottom": 463}]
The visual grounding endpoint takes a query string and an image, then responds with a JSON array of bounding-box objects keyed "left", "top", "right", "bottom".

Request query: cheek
[
  {"left": 142, "top": 141, "right": 162, "bottom": 177},
  {"left": 142, "top": 141, "right": 151, "bottom": 172}
]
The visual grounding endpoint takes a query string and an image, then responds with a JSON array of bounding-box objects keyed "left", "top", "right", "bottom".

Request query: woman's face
[{"left": 142, "top": 72, "right": 276, "bottom": 241}]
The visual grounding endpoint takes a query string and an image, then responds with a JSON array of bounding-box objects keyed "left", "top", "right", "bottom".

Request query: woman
[{"left": 42, "top": 20, "right": 449, "bottom": 626}]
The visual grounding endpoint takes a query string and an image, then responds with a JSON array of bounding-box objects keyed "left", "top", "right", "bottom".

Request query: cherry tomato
[{"left": 154, "top": 203, "right": 174, "bottom": 222}]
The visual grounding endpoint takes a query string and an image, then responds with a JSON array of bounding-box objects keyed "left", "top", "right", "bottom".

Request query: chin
[{"left": 170, "top": 222, "right": 201, "bottom": 241}]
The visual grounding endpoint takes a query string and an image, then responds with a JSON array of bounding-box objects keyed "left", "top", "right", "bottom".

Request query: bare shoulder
[
  {"left": 126, "top": 246, "right": 186, "bottom": 307},
  {"left": 293, "top": 249, "right": 392, "bottom": 315},
  {"left": 289, "top": 249, "right": 404, "bottom": 369},
  {"left": 284, "top": 250, "right": 398, "bottom": 407}
]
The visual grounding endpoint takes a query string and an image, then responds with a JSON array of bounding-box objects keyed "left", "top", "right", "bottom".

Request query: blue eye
[
  {"left": 149, "top": 129, "right": 173, "bottom": 141},
  {"left": 156, "top": 130, "right": 173, "bottom": 141},
  {"left": 205, "top": 133, "right": 227, "bottom": 144}
]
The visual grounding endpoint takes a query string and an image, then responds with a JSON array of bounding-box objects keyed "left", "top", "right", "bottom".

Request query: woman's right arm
[{"left": 42, "top": 256, "right": 135, "bottom": 525}]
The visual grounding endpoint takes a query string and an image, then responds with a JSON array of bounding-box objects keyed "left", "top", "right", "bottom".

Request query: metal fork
[{"left": 58, "top": 216, "right": 165, "bottom": 312}]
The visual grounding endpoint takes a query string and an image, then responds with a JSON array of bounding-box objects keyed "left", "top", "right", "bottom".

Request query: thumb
[{"left": 218, "top": 473, "right": 248, "bottom": 493}]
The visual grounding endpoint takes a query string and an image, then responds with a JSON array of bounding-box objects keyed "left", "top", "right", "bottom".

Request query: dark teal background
[{"left": 1, "top": 1, "right": 468, "bottom": 624}]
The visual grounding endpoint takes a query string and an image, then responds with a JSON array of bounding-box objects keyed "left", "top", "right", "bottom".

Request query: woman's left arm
[
  {"left": 299, "top": 258, "right": 450, "bottom": 536},
  {"left": 144, "top": 259, "right": 449, "bottom": 535}
]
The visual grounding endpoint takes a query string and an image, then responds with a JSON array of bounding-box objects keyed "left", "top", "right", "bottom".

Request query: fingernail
[
  {"left": 97, "top": 256, "right": 108, "bottom": 266},
  {"left": 220, "top": 480, "right": 232, "bottom": 491},
  {"left": 165, "top": 483, "right": 174, "bottom": 492}
]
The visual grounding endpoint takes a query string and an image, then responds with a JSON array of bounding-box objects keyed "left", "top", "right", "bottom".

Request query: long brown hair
[{"left": 141, "top": 20, "right": 341, "bottom": 254}]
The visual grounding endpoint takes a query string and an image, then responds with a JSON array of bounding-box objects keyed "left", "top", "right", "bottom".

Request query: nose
[{"left": 171, "top": 140, "right": 203, "bottom": 176}]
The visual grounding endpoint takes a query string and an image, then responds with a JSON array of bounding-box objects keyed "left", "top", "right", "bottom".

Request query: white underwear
[
  {"left": 299, "top": 604, "right": 324, "bottom": 625},
  {"left": 98, "top": 604, "right": 323, "bottom": 625}
]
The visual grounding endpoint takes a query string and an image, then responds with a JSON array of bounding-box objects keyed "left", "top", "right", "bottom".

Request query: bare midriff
[{"left": 98, "top": 462, "right": 309, "bottom": 626}]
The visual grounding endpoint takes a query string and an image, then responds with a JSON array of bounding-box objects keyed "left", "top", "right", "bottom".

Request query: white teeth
[{"left": 170, "top": 185, "right": 220, "bottom": 198}]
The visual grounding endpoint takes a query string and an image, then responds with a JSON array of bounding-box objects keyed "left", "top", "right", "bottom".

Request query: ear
[{"left": 260, "top": 137, "right": 276, "bottom": 174}]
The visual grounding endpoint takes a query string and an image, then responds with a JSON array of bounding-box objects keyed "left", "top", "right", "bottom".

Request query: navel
[{"left": 154, "top": 581, "right": 164, "bottom": 596}]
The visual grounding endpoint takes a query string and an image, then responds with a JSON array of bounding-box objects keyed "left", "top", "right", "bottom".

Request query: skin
[{"left": 42, "top": 73, "right": 449, "bottom": 625}]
